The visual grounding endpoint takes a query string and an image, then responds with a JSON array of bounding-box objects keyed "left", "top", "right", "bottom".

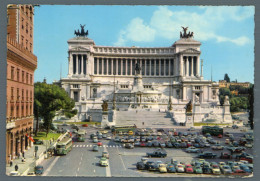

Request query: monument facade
[{"left": 61, "top": 26, "right": 232, "bottom": 126}]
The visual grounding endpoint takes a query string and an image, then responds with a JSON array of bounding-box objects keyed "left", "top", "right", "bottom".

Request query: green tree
[
  {"left": 248, "top": 85, "right": 254, "bottom": 129},
  {"left": 219, "top": 88, "right": 231, "bottom": 105},
  {"left": 34, "top": 82, "right": 78, "bottom": 136},
  {"left": 224, "top": 73, "right": 230, "bottom": 82}
]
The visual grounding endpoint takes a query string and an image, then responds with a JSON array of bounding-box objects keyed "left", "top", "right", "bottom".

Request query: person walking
[
  {"left": 10, "top": 160, "right": 13, "bottom": 167},
  {"left": 15, "top": 164, "right": 18, "bottom": 171},
  {"left": 17, "top": 152, "right": 20, "bottom": 159},
  {"left": 22, "top": 151, "right": 25, "bottom": 158}
]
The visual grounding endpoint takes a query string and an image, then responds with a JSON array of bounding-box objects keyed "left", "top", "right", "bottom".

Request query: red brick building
[{"left": 6, "top": 4, "right": 37, "bottom": 163}]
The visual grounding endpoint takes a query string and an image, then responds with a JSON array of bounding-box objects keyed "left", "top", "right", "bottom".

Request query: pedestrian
[
  {"left": 22, "top": 151, "right": 25, "bottom": 158},
  {"left": 10, "top": 160, "right": 13, "bottom": 167},
  {"left": 15, "top": 164, "right": 18, "bottom": 171},
  {"left": 17, "top": 152, "right": 20, "bottom": 159},
  {"left": 142, "top": 122, "right": 144, "bottom": 126}
]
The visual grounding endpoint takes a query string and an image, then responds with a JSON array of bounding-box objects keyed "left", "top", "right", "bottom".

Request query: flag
[{"left": 25, "top": 133, "right": 35, "bottom": 142}]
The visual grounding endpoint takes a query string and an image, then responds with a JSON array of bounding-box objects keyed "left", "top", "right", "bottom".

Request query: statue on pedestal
[
  {"left": 135, "top": 63, "right": 142, "bottom": 75},
  {"left": 186, "top": 100, "right": 193, "bottom": 113},
  {"left": 224, "top": 95, "right": 230, "bottom": 105},
  {"left": 101, "top": 100, "right": 108, "bottom": 112}
]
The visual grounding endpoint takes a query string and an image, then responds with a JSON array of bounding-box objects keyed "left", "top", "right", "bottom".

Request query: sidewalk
[{"left": 6, "top": 142, "right": 48, "bottom": 176}]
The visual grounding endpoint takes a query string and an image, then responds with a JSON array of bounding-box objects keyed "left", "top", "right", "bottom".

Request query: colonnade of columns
[
  {"left": 69, "top": 54, "right": 88, "bottom": 75},
  {"left": 182, "top": 56, "right": 200, "bottom": 77},
  {"left": 93, "top": 58, "right": 175, "bottom": 76}
]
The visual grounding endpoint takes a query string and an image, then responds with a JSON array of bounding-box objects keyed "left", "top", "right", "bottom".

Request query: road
[{"left": 40, "top": 123, "right": 253, "bottom": 177}]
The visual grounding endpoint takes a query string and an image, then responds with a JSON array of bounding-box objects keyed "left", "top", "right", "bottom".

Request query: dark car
[
  {"left": 145, "top": 161, "right": 157, "bottom": 171},
  {"left": 167, "top": 164, "right": 176, "bottom": 173},
  {"left": 202, "top": 164, "right": 212, "bottom": 174},
  {"left": 239, "top": 164, "right": 252, "bottom": 173},
  {"left": 220, "top": 152, "right": 232, "bottom": 159},
  {"left": 125, "top": 143, "right": 134, "bottom": 149},
  {"left": 147, "top": 150, "right": 167, "bottom": 158},
  {"left": 34, "top": 139, "right": 44, "bottom": 145},
  {"left": 35, "top": 165, "right": 44, "bottom": 175},
  {"left": 136, "top": 161, "right": 146, "bottom": 170},
  {"left": 198, "top": 152, "right": 217, "bottom": 158},
  {"left": 235, "top": 152, "right": 251, "bottom": 160}
]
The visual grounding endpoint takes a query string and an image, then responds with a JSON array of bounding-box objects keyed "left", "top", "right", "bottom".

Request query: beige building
[
  {"left": 219, "top": 80, "right": 250, "bottom": 88},
  {"left": 61, "top": 26, "right": 232, "bottom": 126}
]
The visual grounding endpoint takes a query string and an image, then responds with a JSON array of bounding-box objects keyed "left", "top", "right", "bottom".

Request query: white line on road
[
  {"left": 77, "top": 167, "right": 80, "bottom": 171},
  {"left": 76, "top": 145, "right": 79, "bottom": 147},
  {"left": 93, "top": 169, "right": 96, "bottom": 173},
  {"left": 42, "top": 156, "right": 60, "bottom": 176},
  {"left": 83, "top": 145, "right": 85, "bottom": 147},
  {"left": 104, "top": 147, "right": 111, "bottom": 177},
  {"left": 73, "top": 145, "right": 75, "bottom": 147},
  {"left": 87, "top": 145, "right": 89, "bottom": 147},
  {"left": 80, "top": 145, "right": 82, "bottom": 147},
  {"left": 117, "top": 147, "right": 126, "bottom": 171},
  {"left": 90, "top": 145, "right": 92, "bottom": 147}
]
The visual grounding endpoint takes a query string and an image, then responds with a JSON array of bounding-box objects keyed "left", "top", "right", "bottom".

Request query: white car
[
  {"left": 106, "top": 136, "right": 112, "bottom": 140},
  {"left": 176, "top": 164, "right": 185, "bottom": 173},
  {"left": 9, "top": 171, "right": 20, "bottom": 176},
  {"left": 99, "top": 157, "right": 109, "bottom": 167}
]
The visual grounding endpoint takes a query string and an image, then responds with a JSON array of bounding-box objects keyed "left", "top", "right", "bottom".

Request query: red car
[
  {"left": 220, "top": 152, "right": 232, "bottom": 159},
  {"left": 140, "top": 142, "right": 146, "bottom": 147},
  {"left": 217, "top": 134, "right": 223, "bottom": 138},
  {"left": 82, "top": 124, "right": 88, "bottom": 127},
  {"left": 97, "top": 141, "right": 103, "bottom": 146},
  {"left": 240, "top": 156, "right": 253, "bottom": 163},
  {"left": 185, "top": 164, "right": 193, "bottom": 173},
  {"left": 174, "top": 132, "right": 178, "bottom": 136}
]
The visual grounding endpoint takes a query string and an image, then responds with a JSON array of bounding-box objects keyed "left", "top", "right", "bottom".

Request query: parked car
[
  {"left": 9, "top": 171, "right": 20, "bottom": 176},
  {"left": 145, "top": 161, "right": 157, "bottom": 171},
  {"left": 240, "top": 156, "right": 253, "bottom": 163},
  {"left": 136, "top": 161, "right": 146, "bottom": 170},
  {"left": 147, "top": 150, "right": 167, "bottom": 158},
  {"left": 194, "top": 166, "right": 203, "bottom": 174},
  {"left": 220, "top": 152, "right": 232, "bottom": 159},
  {"left": 185, "top": 164, "right": 193, "bottom": 173},
  {"left": 35, "top": 165, "right": 44, "bottom": 175},
  {"left": 220, "top": 165, "right": 232, "bottom": 174},
  {"left": 176, "top": 164, "right": 185, "bottom": 173},
  {"left": 102, "top": 151, "right": 109, "bottom": 159},
  {"left": 198, "top": 152, "right": 217, "bottom": 158},
  {"left": 202, "top": 164, "right": 212, "bottom": 174},
  {"left": 34, "top": 139, "right": 44, "bottom": 145},
  {"left": 93, "top": 145, "right": 98, "bottom": 152},
  {"left": 212, "top": 144, "right": 224, "bottom": 150},
  {"left": 158, "top": 164, "right": 167, "bottom": 173},
  {"left": 99, "top": 157, "right": 108, "bottom": 167},
  {"left": 93, "top": 138, "right": 98, "bottom": 143},
  {"left": 186, "top": 146, "right": 200, "bottom": 153},
  {"left": 97, "top": 141, "right": 103, "bottom": 146},
  {"left": 82, "top": 124, "right": 88, "bottom": 127},
  {"left": 125, "top": 143, "right": 134, "bottom": 149},
  {"left": 240, "top": 164, "right": 252, "bottom": 173},
  {"left": 211, "top": 164, "right": 221, "bottom": 174},
  {"left": 166, "top": 164, "right": 176, "bottom": 173}
]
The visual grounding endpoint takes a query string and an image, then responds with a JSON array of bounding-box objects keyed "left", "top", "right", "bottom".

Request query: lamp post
[{"left": 112, "top": 73, "right": 116, "bottom": 110}]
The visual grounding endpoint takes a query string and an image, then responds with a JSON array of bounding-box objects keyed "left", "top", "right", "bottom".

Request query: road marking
[
  {"left": 104, "top": 146, "right": 112, "bottom": 177},
  {"left": 76, "top": 145, "right": 79, "bottom": 147},
  {"left": 117, "top": 147, "right": 126, "bottom": 171},
  {"left": 73, "top": 145, "right": 75, "bottom": 147},
  {"left": 113, "top": 145, "right": 115, "bottom": 147},
  {"left": 83, "top": 145, "right": 86, "bottom": 147},
  {"left": 80, "top": 145, "right": 82, "bottom": 147},
  {"left": 90, "top": 145, "right": 92, "bottom": 147},
  {"left": 77, "top": 167, "right": 80, "bottom": 171},
  {"left": 110, "top": 145, "right": 112, "bottom": 147},
  {"left": 87, "top": 145, "right": 89, "bottom": 147},
  {"left": 94, "top": 169, "right": 96, "bottom": 173},
  {"left": 42, "top": 156, "right": 60, "bottom": 176}
]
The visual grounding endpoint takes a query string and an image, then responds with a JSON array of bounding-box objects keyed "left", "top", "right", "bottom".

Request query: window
[
  {"left": 26, "top": 23, "right": 28, "bottom": 34},
  {"left": 10, "top": 106, "right": 14, "bottom": 118},
  {"left": 21, "top": 36, "right": 24, "bottom": 46},
  {"left": 22, "top": 71, "right": 24, "bottom": 82},
  {"left": 30, "top": 27, "right": 32, "bottom": 37},
  {"left": 22, "top": 89, "right": 24, "bottom": 100},
  {"left": 30, "top": 74, "right": 32, "bottom": 84},
  {"left": 21, "top": 18, "right": 24, "bottom": 29},
  {"left": 11, "top": 87, "right": 14, "bottom": 100},
  {"left": 26, "top": 73, "right": 29, "bottom": 84},
  {"left": 30, "top": 90, "right": 32, "bottom": 101},
  {"left": 21, "top": 105, "right": 24, "bottom": 117},
  {"left": 30, "top": 43, "right": 32, "bottom": 52},
  {"left": 26, "top": 40, "right": 28, "bottom": 50},
  {"left": 16, "top": 106, "right": 19, "bottom": 118},
  {"left": 11, "top": 66, "right": 14, "bottom": 80},
  {"left": 26, "top": 90, "right": 28, "bottom": 101},
  {"left": 17, "top": 69, "right": 20, "bottom": 82},
  {"left": 17, "top": 88, "right": 19, "bottom": 100},
  {"left": 121, "top": 85, "right": 129, "bottom": 89},
  {"left": 26, "top": 105, "right": 28, "bottom": 116},
  {"left": 73, "top": 84, "right": 79, "bottom": 88}
]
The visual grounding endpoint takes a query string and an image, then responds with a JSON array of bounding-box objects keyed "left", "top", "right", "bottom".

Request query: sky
[{"left": 33, "top": 5, "right": 254, "bottom": 83}]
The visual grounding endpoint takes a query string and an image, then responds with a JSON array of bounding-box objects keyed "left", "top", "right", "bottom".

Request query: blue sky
[{"left": 33, "top": 5, "right": 254, "bottom": 83}]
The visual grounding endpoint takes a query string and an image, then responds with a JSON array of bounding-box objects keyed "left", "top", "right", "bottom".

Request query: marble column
[
  {"left": 97, "top": 58, "right": 99, "bottom": 75},
  {"left": 186, "top": 57, "right": 189, "bottom": 76},
  {"left": 130, "top": 59, "right": 132, "bottom": 75},
  {"left": 76, "top": 54, "right": 78, "bottom": 74},
  {"left": 197, "top": 56, "right": 200, "bottom": 76},
  {"left": 163, "top": 59, "right": 166, "bottom": 76},
  {"left": 81, "top": 55, "right": 83, "bottom": 75},
  {"left": 144, "top": 59, "right": 147, "bottom": 76},
  {"left": 149, "top": 59, "right": 152, "bottom": 76},
  {"left": 125, "top": 59, "right": 127, "bottom": 75},
  {"left": 68, "top": 53, "right": 72, "bottom": 75},
  {"left": 116, "top": 58, "right": 118, "bottom": 75},
  {"left": 101, "top": 58, "right": 104, "bottom": 75},
  {"left": 180, "top": 55, "right": 183, "bottom": 76},
  {"left": 154, "top": 59, "right": 156, "bottom": 76},
  {"left": 106, "top": 58, "right": 109, "bottom": 75},
  {"left": 191, "top": 56, "right": 194, "bottom": 76},
  {"left": 159, "top": 59, "right": 161, "bottom": 76},
  {"left": 111, "top": 58, "right": 114, "bottom": 75},
  {"left": 168, "top": 59, "right": 171, "bottom": 76}
]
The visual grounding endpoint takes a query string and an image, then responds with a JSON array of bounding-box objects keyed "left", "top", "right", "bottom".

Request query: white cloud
[
  {"left": 114, "top": 6, "right": 253, "bottom": 46},
  {"left": 114, "top": 18, "right": 155, "bottom": 46}
]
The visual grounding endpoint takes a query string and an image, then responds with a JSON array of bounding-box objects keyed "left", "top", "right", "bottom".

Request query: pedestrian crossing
[{"left": 72, "top": 144, "right": 122, "bottom": 148}]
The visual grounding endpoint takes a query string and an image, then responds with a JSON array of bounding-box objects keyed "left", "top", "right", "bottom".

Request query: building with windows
[
  {"left": 61, "top": 26, "right": 232, "bottom": 127},
  {"left": 219, "top": 80, "right": 251, "bottom": 88},
  {"left": 6, "top": 5, "right": 37, "bottom": 163}
]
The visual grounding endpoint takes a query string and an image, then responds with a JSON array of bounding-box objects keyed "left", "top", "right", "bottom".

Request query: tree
[
  {"left": 224, "top": 73, "right": 230, "bottom": 82},
  {"left": 248, "top": 85, "right": 254, "bottom": 129},
  {"left": 219, "top": 88, "right": 231, "bottom": 105},
  {"left": 34, "top": 82, "right": 78, "bottom": 136},
  {"left": 33, "top": 99, "right": 41, "bottom": 136}
]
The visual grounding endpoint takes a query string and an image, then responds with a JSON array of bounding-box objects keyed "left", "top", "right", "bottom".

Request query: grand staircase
[{"left": 115, "top": 110, "right": 175, "bottom": 128}]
